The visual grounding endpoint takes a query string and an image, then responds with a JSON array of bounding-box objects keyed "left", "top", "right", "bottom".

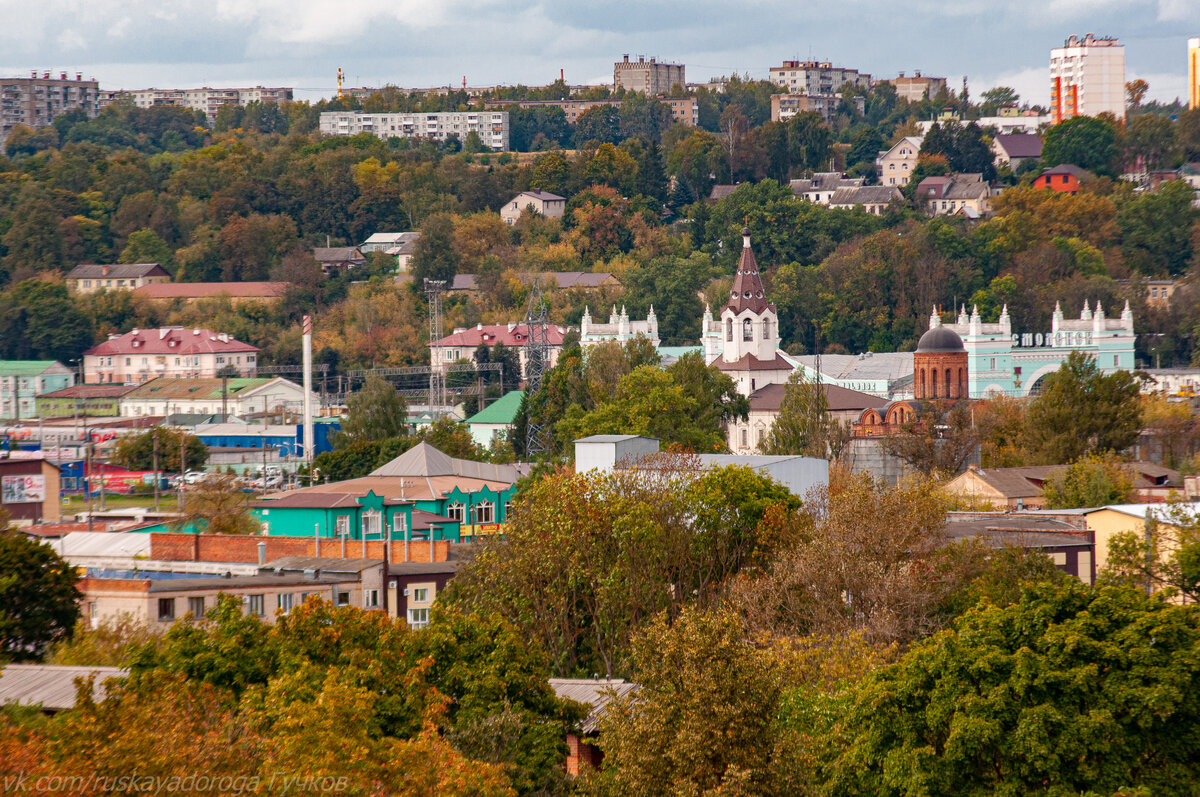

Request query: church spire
[{"left": 727, "top": 227, "right": 771, "bottom": 313}]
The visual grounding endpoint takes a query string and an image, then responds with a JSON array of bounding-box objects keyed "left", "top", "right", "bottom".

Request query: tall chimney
[
  {"left": 257, "top": 541, "right": 267, "bottom": 566},
  {"left": 302, "top": 315, "right": 315, "bottom": 468}
]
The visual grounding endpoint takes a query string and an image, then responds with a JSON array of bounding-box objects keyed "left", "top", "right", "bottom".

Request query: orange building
[{"left": 1033, "top": 164, "right": 1093, "bottom": 195}]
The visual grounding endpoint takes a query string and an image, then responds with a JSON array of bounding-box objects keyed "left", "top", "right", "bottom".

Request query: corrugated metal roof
[
  {"left": 550, "top": 678, "right": 637, "bottom": 733},
  {"left": 58, "top": 531, "right": 152, "bottom": 560},
  {"left": 0, "top": 665, "right": 126, "bottom": 711}
]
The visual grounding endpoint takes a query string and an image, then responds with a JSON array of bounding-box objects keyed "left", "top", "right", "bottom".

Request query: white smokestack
[{"left": 302, "top": 315, "right": 315, "bottom": 467}]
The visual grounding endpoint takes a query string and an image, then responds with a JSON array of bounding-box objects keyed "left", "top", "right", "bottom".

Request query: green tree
[
  {"left": 417, "top": 418, "right": 485, "bottom": 461},
  {"left": 1042, "top": 453, "right": 1135, "bottom": 508},
  {"left": 411, "top": 212, "right": 461, "bottom": 285},
  {"left": 336, "top": 374, "right": 409, "bottom": 446},
  {"left": 1117, "top": 179, "right": 1197, "bottom": 275},
  {"left": 881, "top": 400, "right": 980, "bottom": 476},
  {"left": 595, "top": 608, "right": 792, "bottom": 795},
  {"left": 828, "top": 581, "right": 1200, "bottom": 797},
  {"left": 1025, "top": 350, "right": 1142, "bottom": 463},
  {"left": 111, "top": 427, "right": 208, "bottom": 473},
  {"left": 174, "top": 474, "right": 259, "bottom": 535},
  {"left": 763, "top": 370, "right": 852, "bottom": 459},
  {"left": 1101, "top": 497, "right": 1200, "bottom": 601},
  {"left": 573, "top": 104, "right": 621, "bottom": 146},
  {"left": 0, "top": 525, "right": 82, "bottom": 662},
  {"left": 1041, "top": 115, "right": 1120, "bottom": 176},
  {"left": 118, "top": 228, "right": 173, "bottom": 268}
]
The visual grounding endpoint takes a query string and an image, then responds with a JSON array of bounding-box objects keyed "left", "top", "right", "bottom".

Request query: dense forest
[{"left": 1, "top": 83, "right": 1199, "bottom": 376}]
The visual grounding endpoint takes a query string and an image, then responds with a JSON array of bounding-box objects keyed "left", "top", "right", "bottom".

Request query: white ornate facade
[{"left": 580, "top": 306, "right": 660, "bottom": 348}]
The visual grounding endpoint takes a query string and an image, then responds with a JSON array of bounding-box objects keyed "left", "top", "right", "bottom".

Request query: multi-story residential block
[
  {"left": 1, "top": 72, "right": 100, "bottom": 144},
  {"left": 318, "top": 111, "right": 510, "bottom": 150},
  {"left": 500, "top": 191, "right": 566, "bottom": 225},
  {"left": 1, "top": 361, "right": 75, "bottom": 420},
  {"left": 1049, "top": 34, "right": 1125, "bottom": 122},
  {"left": 120, "top": 86, "right": 293, "bottom": 123},
  {"left": 768, "top": 61, "right": 870, "bottom": 95},
  {"left": 430, "top": 323, "right": 568, "bottom": 380},
  {"left": 614, "top": 55, "right": 685, "bottom": 95},
  {"left": 876, "top": 135, "right": 924, "bottom": 186},
  {"left": 482, "top": 96, "right": 699, "bottom": 126},
  {"left": 891, "top": 72, "right": 948, "bottom": 102},
  {"left": 82, "top": 327, "right": 258, "bottom": 385},
  {"left": 65, "top": 263, "right": 171, "bottom": 294},
  {"left": 770, "top": 93, "right": 863, "bottom": 124},
  {"left": 1190, "top": 38, "right": 1199, "bottom": 110}
]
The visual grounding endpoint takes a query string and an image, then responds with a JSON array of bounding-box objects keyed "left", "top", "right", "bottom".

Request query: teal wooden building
[{"left": 251, "top": 443, "right": 520, "bottom": 543}]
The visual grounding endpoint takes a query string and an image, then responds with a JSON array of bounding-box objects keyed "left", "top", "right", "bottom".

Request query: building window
[
  {"left": 945, "top": 369, "right": 952, "bottom": 397},
  {"left": 277, "top": 593, "right": 294, "bottom": 614},
  {"left": 741, "top": 428, "right": 748, "bottom": 448},
  {"left": 362, "top": 509, "right": 382, "bottom": 538},
  {"left": 742, "top": 318, "right": 753, "bottom": 341},
  {"left": 1113, "top": 355, "right": 1119, "bottom": 367},
  {"left": 475, "top": 501, "right": 494, "bottom": 523},
  {"left": 157, "top": 598, "right": 176, "bottom": 622},
  {"left": 990, "top": 357, "right": 996, "bottom": 370},
  {"left": 364, "top": 589, "right": 379, "bottom": 608},
  {"left": 187, "top": 597, "right": 205, "bottom": 618},
  {"left": 247, "top": 594, "right": 265, "bottom": 616},
  {"left": 725, "top": 318, "right": 733, "bottom": 341},
  {"left": 336, "top": 591, "right": 350, "bottom": 606},
  {"left": 446, "top": 502, "right": 466, "bottom": 522},
  {"left": 762, "top": 318, "right": 770, "bottom": 339},
  {"left": 407, "top": 608, "right": 430, "bottom": 629},
  {"left": 412, "top": 587, "right": 429, "bottom": 603},
  {"left": 335, "top": 515, "right": 350, "bottom": 537}
]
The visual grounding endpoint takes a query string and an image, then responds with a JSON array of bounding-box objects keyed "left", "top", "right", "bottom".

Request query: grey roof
[
  {"left": 370, "top": 442, "right": 522, "bottom": 484},
  {"left": 575, "top": 434, "right": 656, "bottom": 443},
  {"left": 520, "top": 190, "right": 565, "bottom": 201},
  {"left": 67, "top": 263, "right": 168, "bottom": 280},
  {"left": 388, "top": 561, "right": 463, "bottom": 576},
  {"left": 263, "top": 557, "right": 382, "bottom": 574},
  {"left": 550, "top": 678, "right": 637, "bottom": 733},
  {"left": 794, "top": 352, "right": 914, "bottom": 382},
  {"left": 993, "top": 133, "right": 1043, "bottom": 159},
  {"left": 1040, "top": 164, "right": 1093, "bottom": 181},
  {"left": 147, "top": 571, "right": 354, "bottom": 593},
  {"left": 57, "top": 531, "right": 151, "bottom": 560},
  {"left": 313, "top": 247, "right": 365, "bottom": 262},
  {"left": 0, "top": 664, "right": 126, "bottom": 711},
  {"left": 829, "top": 185, "right": 902, "bottom": 206},
  {"left": 917, "top": 326, "right": 965, "bottom": 353},
  {"left": 748, "top": 381, "right": 887, "bottom": 412}
]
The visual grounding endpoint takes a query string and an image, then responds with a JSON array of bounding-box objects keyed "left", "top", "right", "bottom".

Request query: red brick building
[{"left": 913, "top": 325, "right": 969, "bottom": 400}]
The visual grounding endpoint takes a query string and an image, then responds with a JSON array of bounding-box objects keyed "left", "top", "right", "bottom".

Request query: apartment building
[
  {"left": 319, "top": 111, "right": 510, "bottom": 150},
  {"left": 82, "top": 327, "right": 258, "bottom": 385},
  {"left": 876, "top": 135, "right": 924, "bottom": 187},
  {"left": 482, "top": 96, "right": 698, "bottom": 126},
  {"left": 768, "top": 61, "right": 870, "bottom": 95},
  {"left": 770, "top": 93, "right": 863, "bottom": 124},
  {"left": 614, "top": 55, "right": 685, "bottom": 95},
  {"left": 1, "top": 72, "right": 100, "bottom": 144},
  {"left": 430, "top": 323, "right": 568, "bottom": 380},
  {"left": 892, "top": 72, "right": 948, "bottom": 102},
  {"left": 120, "top": 86, "right": 293, "bottom": 123},
  {"left": 1, "top": 361, "right": 74, "bottom": 420},
  {"left": 1050, "top": 34, "right": 1125, "bottom": 122}
]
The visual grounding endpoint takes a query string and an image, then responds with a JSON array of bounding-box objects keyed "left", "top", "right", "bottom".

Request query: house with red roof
[
  {"left": 1033, "top": 164, "right": 1093, "bottom": 195},
  {"left": 82, "top": 327, "right": 259, "bottom": 385},
  {"left": 430, "top": 322, "right": 569, "bottom": 381}
]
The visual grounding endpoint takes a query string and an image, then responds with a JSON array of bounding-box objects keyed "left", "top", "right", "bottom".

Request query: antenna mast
[
  {"left": 523, "top": 278, "right": 551, "bottom": 457},
  {"left": 337, "top": 67, "right": 344, "bottom": 100},
  {"left": 424, "top": 279, "right": 447, "bottom": 419}
]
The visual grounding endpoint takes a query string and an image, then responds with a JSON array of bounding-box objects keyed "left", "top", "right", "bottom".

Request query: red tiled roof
[
  {"left": 36, "top": 384, "right": 136, "bottom": 399},
  {"left": 84, "top": 327, "right": 258, "bottom": 357},
  {"left": 432, "top": 323, "right": 567, "bottom": 348},
  {"left": 714, "top": 353, "right": 794, "bottom": 372},
  {"left": 134, "top": 282, "right": 287, "bottom": 300}
]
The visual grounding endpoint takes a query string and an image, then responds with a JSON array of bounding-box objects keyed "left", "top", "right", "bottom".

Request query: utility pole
[{"left": 424, "top": 279, "right": 447, "bottom": 419}]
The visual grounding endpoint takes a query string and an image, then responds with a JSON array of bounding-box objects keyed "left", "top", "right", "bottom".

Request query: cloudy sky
[{"left": 1, "top": 0, "right": 1194, "bottom": 107}]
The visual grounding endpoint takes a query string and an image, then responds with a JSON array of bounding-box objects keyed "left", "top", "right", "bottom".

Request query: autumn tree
[
  {"left": 174, "top": 474, "right": 258, "bottom": 535},
  {"left": 762, "top": 370, "right": 852, "bottom": 459},
  {"left": 881, "top": 400, "right": 980, "bottom": 476},
  {"left": 1041, "top": 453, "right": 1135, "bottom": 509},
  {"left": 1101, "top": 498, "right": 1200, "bottom": 601}
]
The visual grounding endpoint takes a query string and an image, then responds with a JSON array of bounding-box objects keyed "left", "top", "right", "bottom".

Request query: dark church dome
[{"left": 916, "top": 326, "right": 965, "bottom": 353}]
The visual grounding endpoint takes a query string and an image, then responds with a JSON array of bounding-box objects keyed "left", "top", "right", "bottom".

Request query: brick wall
[{"left": 149, "top": 533, "right": 450, "bottom": 563}]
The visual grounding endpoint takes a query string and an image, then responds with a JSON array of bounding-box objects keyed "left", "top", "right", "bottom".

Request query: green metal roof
[
  {"left": 466, "top": 390, "right": 525, "bottom": 425},
  {"left": 0, "top": 361, "right": 63, "bottom": 376}
]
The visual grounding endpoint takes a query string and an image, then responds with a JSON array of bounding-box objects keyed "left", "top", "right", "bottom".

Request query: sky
[{"left": 0, "top": 0, "right": 1195, "bottom": 107}]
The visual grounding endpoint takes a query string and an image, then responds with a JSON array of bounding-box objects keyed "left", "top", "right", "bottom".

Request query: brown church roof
[{"left": 727, "top": 228, "right": 772, "bottom": 314}]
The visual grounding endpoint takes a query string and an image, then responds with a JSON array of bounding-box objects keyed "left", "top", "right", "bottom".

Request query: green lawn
[{"left": 62, "top": 493, "right": 175, "bottom": 512}]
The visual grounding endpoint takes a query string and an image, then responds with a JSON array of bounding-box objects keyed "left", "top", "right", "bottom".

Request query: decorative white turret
[
  {"left": 1081, "top": 299, "right": 1092, "bottom": 321},
  {"left": 609, "top": 305, "right": 619, "bottom": 325},
  {"left": 929, "top": 305, "right": 942, "bottom": 329},
  {"left": 618, "top": 305, "right": 630, "bottom": 336},
  {"left": 957, "top": 304, "right": 969, "bottom": 325},
  {"left": 581, "top": 305, "right": 591, "bottom": 337},
  {"left": 1051, "top": 301, "right": 1064, "bottom": 332},
  {"left": 647, "top": 305, "right": 658, "bottom": 336},
  {"left": 969, "top": 304, "right": 981, "bottom": 336},
  {"left": 1121, "top": 300, "right": 1133, "bottom": 329},
  {"left": 999, "top": 304, "right": 1011, "bottom": 336},
  {"left": 1093, "top": 302, "right": 1106, "bottom": 332}
]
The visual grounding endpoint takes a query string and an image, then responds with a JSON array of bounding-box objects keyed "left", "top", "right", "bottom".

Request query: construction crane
[{"left": 523, "top": 278, "right": 551, "bottom": 457}]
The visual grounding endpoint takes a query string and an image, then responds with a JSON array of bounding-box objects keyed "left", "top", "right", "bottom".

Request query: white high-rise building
[
  {"left": 1049, "top": 34, "right": 1126, "bottom": 122},
  {"left": 319, "top": 111, "right": 509, "bottom": 151}
]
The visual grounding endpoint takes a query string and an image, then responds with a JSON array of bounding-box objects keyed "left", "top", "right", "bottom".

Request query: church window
[
  {"left": 742, "top": 319, "right": 753, "bottom": 341},
  {"left": 726, "top": 318, "right": 733, "bottom": 342},
  {"left": 762, "top": 319, "right": 770, "bottom": 339},
  {"left": 931, "top": 371, "right": 938, "bottom": 398},
  {"left": 945, "top": 369, "right": 952, "bottom": 397},
  {"left": 740, "top": 428, "right": 748, "bottom": 448},
  {"left": 919, "top": 369, "right": 925, "bottom": 397}
]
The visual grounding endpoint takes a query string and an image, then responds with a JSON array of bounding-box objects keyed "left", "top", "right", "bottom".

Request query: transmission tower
[
  {"left": 424, "top": 279, "right": 447, "bottom": 419},
  {"left": 524, "top": 277, "right": 551, "bottom": 457}
]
